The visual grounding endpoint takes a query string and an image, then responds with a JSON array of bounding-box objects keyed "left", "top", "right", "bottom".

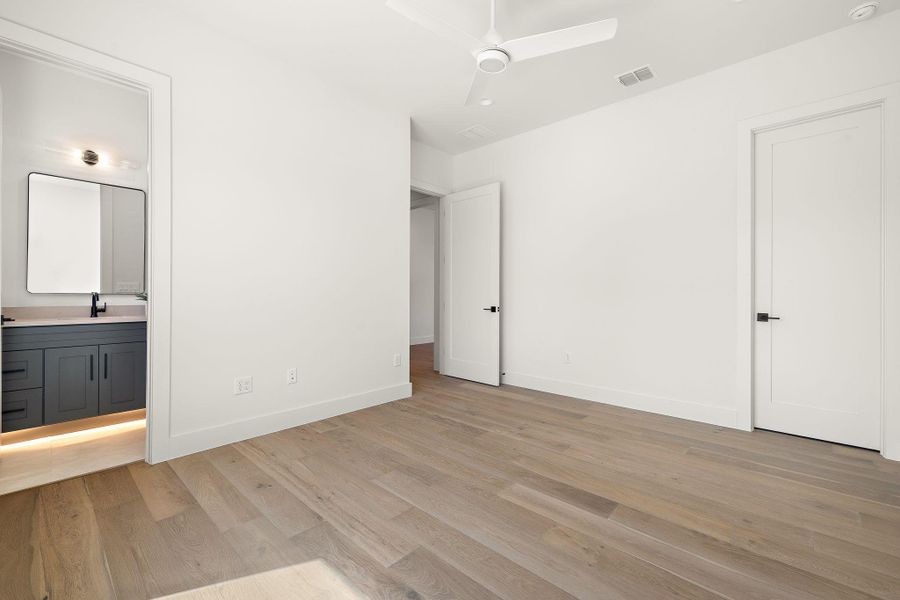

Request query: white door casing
[
  {"left": 753, "top": 105, "right": 882, "bottom": 449},
  {"left": 440, "top": 183, "right": 501, "bottom": 386}
]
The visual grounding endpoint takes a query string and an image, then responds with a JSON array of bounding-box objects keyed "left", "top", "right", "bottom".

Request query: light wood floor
[
  {"left": 0, "top": 417, "right": 145, "bottom": 496},
  {"left": 2, "top": 343, "right": 900, "bottom": 600}
]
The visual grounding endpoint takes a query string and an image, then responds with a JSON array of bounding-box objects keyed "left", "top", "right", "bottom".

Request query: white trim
[
  {"left": 736, "top": 83, "right": 900, "bottom": 461},
  {"left": 503, "top": 372, "right": 737, "bottom": 428},
  {"left": 0, "top": 18, "right": 174, "bottom": 464},
  {"left": 410, "top": 335, "right": 434, "bottom": 345},
  {"left": 411, "top": 178, "right": 451, "bottom": 197},
  {"left": 164, "top": 383, "right": 411, "bottom": 459}
]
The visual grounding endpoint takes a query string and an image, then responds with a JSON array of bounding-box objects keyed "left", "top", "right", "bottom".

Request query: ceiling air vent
[
  {"left": 457, "top": 124, "right": 496, "bottom": 142},
  {"left": 617, "top": 65, "right": 654, "bottom": 87}
]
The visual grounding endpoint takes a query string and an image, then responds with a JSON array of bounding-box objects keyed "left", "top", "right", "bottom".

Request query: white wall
[
  {"left": 0, "top": 1, "right": 411, "bottom": 458},
  {"left": 411, "top": 140, "right": 453, "bottom": 195},
  {"left": 453, "top": 13, "right": 900, "bottom": 429},
  {"left": 410, "top": 205, "right": 435, "bottom": 345},
  {"left": 0, "top": 48, "right": 148, "bottom": 306}
]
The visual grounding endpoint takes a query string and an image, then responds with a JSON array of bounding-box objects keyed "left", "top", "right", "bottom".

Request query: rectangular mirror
[{"left": 27, "top": 173, "right": 146, "bottom": 294}]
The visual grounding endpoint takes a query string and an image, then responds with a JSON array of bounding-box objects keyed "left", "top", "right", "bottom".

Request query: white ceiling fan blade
[
  {"left": 500, "top": 17, "right": 618, "bottom": 63},
  {"left": 464, "top": 69, "right": 490, "bottom": 106},
  {"left": 386, "top": 0, "right": 484, "bottom": 54}
]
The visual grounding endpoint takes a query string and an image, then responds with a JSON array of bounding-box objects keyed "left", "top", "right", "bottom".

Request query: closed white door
[
  {"left": 754, "top": 105, "right": 882, "bottom": 449},
  {"left": 440, "top": 183, "right": 500, "bottom": 386}
]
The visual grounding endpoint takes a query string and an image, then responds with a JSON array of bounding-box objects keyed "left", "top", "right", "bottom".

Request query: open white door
[{"left": 440, "top": 183, "right": 500, "bottom": 386}]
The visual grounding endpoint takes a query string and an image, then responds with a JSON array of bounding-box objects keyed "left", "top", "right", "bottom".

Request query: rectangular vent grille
[
  {"left": 617, "top": 65, "right": 654, "bottom": 87},
  {"left": 457, "top": 124, "right": 496, "bottom": 141}
]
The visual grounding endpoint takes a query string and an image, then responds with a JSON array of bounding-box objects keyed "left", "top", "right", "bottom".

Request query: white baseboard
[
  {"left": 502, "top": 372, "right": 737, "bottom": 428},
  {"left": 154, "top": 382, "right": 412, "bottom": 463},
  {"left": 410, "top": 335, "right": 434, "bottom": 345}
]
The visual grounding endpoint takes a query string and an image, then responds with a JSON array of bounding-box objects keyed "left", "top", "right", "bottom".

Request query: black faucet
[{"left": 91, "top": 292, "right": 107, "bottom": 318}]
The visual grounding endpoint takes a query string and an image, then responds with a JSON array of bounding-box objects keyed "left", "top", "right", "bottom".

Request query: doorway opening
[
  {"left": 409, "top": 182, "right": 502, "bottom": 387},
  {"left": 410, "top": 189, "right": 440, "bottom": 375},
  {"left": 0, "top": 19, "right": 173, "bottom": 493}
]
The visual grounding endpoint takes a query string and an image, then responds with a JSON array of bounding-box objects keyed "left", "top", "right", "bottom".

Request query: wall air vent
[
  {"left": 617, "top": 65, "right": 654, "bottom": 87},
  {"left": 457, "top": 124, "right": 496, "bottom": 142}
]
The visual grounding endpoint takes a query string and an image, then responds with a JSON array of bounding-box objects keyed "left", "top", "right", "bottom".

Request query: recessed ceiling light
[
  {"left": 849, "top": 2, "right": 879, "bottom": 20},
  {"left": 479, "top": 98, "right": 494, "bottom": 107}
]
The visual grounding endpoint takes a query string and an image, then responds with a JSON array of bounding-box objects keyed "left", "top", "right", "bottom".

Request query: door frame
[
  {"left": 0, "top": 18, "right": 173, "bottom": 464},
  {"left": 735, "top": 83, "right": 900, "bottom": 461}
]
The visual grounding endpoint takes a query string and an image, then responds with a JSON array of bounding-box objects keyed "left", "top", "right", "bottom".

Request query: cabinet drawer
[
  {"left": 2, "top": 388, "right": 43, "bottom": 432},
  {"left": 2, "top": 350, "right": 43, "bottom": 391}
]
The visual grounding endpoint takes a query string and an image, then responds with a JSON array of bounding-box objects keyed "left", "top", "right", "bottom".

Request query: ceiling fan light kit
[
  {"left": 387, "top": 0, "right": 617, "bottom": 106},
  {"left": 477, "top": 48, "right": 510, "bottom": 74}
]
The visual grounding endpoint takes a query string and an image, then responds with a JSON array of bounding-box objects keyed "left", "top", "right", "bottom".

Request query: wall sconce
[{"left": 81, "top": 149, "right": 100, "bottom": 166}]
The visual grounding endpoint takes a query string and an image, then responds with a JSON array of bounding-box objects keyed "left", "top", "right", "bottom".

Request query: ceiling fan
[{"left": 386, "top": 0, "right": 618, "bottom": 105}]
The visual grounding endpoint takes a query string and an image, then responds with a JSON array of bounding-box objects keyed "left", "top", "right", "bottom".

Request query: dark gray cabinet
[
  {"left": 44, "top": 345, "right": 100, "bottom": 425},
  {"left": 1, "top": 322, "right": 146, "bottom": 432},
  {"left": 99, "top": 342, "right": 146, "bottom": 415}
]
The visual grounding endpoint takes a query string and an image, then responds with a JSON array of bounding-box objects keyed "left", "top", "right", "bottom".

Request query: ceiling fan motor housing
[{"left": 477, "top": 48, "right": 510, "bottom": 73}]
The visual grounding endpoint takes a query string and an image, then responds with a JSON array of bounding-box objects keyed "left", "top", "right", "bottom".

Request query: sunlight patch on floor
[{"left": 155, "top": 560, "right": 367, "bottom": 599}]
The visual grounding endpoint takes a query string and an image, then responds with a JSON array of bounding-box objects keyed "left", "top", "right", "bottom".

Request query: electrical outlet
[
  {"left": 393, "top": 353, "right": 402, "bottom": 367},
  {"left": 233, "top": 376, "right": 253, "bottom": 395},
  {"left": 287, "top": 367, "right": 298, "bottom": 385}
]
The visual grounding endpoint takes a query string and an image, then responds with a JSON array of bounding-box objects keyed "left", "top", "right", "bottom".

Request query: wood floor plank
[
  {"left": 0, "top": 489, "right": 45, "bottom": 600},
  {"left": 169, "top": 452, "right": 261, "bottom": 532},
  {"left": 391, "top": 507, "right": 578, "bottom": 600},
  {"left": 93, "top": 497, "right": 198, "bottom": 599},
  {"left": 156, "top": 505, "right": 249, "bottom": 590},
  {"left": 36, "top": 479, "right": 117, "bottom": 599},
  {"left": 203, "top": 444, "right": 322, "bottom": 537},
  {"left": 128, "top": 461, "right": 197, "bottom": 521},
  {"left": 291, "top": 522, "right": 424, "bottom": 600},
  {"left": 390, "top": 547, "right": 505, "bottom": 600}
]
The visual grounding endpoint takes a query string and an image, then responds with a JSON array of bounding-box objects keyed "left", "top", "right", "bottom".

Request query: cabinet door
[
  {"left": 99, "top": 342, "right": 146, "bottom": 415},
  {"left": 44, "top": 345, "right": 100, "bottom": 424}
]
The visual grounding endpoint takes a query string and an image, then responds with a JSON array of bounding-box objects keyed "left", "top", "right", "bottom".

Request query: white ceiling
[{"left": 161, "top": 0, "right": 900, "bottom": 154}]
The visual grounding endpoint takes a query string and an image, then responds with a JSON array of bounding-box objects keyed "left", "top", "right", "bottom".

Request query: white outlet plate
[
  {"left": 393, "top": 353, "right": 401, "bottom": 367},
  {"left": 287, "top": 367, "right": 298, "bottom": 385},
  {"left": 234, "top": 376, "right": 253, "bottom": 395}
]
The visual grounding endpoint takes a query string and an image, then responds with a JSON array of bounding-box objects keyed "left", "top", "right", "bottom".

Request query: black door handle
[
  {"left": 90, "top": 354, "right": 94, "bottom": 381},
  {"left": 104, "top": 353, "right": 108, "bottom": 379},
  {"left": 482, "top": 306, "right": 499, "bottom": 313},
  {"left": 757, "top": 312, "right": 781, "bottom": 322}
]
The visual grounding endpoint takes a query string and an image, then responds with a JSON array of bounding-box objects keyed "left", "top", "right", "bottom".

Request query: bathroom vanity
[{"left": 2, "top": 317, "right": 146, "bottom": 432}]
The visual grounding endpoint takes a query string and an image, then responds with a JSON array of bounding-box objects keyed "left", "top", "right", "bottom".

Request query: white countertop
[
  {"left": 3, "top": 315, "right": 148, "bottom": 328},
  {"left": 2, "top": 305, "right": 147, "bottom": 328}
]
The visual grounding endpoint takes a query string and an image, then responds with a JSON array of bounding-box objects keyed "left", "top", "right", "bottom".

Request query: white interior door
[
  {"left": 440, "top": 183, "right": 500, "bottom": 386},
  {"left": 754, "top": 105, "right": 883, "bottom": 449}
]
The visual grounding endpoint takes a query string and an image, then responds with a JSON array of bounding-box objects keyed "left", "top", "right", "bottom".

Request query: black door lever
[
  {"left": 757, "top": 312, "right": 781, "bottom": 322},
  {"left": 482, "top": 306, "right": 499, "bottom": 313}
]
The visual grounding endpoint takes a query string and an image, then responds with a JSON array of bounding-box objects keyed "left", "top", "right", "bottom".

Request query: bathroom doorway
[{"left": 0, "top": 19, "right": 173, "bottom": 493}]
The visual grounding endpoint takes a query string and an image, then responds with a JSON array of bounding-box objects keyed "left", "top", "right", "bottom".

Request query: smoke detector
[{"left": 849, "top": 2, "right": 879, "bottom": 21}]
